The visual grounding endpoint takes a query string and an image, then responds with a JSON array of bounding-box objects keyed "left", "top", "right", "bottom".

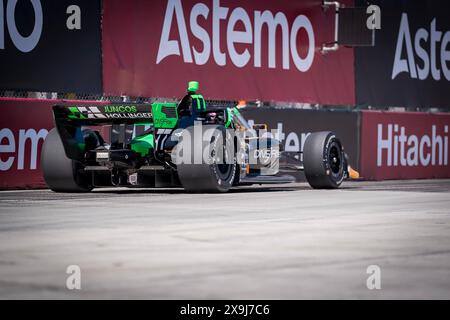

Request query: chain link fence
[
  {"left": 0, "top": 90, "right": 153, "bottom": 103},
  {"left": 0, "top": 90, "right": 239, "bottom": 108},
  {"left": 0, "top": 90, "right": 447, "bottom": 113}
]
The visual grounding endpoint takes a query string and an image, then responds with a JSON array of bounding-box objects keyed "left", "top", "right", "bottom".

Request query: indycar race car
[{"left": 41, "top": 87, "right": 359, "bottom": 193}]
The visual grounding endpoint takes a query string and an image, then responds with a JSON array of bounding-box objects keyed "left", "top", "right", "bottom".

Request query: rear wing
[
  {"left": 53, "top": 103, "right": 178, "bottom": 127},
  {"left": 53, "top": 102, "right": 178, "bottom": 160}
]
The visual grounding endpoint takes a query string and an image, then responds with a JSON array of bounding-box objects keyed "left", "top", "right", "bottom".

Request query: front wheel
[{"left": 303, "top": 131, "right": 345, "bottom": 189}]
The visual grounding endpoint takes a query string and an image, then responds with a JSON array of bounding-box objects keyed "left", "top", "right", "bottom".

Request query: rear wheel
[
  {"left": 175, "top": 125, "right": 237, "bottom": 193},
  {"left": 41, "top": 128, "right": 94, "bottom": 192},
  {"left": 303, "top": 131, "right": 345, "bottom": 189}
]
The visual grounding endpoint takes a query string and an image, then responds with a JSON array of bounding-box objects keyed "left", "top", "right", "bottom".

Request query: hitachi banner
[
  {"left": 355, "top": 0, "right": 450, "bottom": 108},
  {"left": 102, "top": 0, "right": 355, "bottom": 104},
  {"left": 360, "top": 111, "right": 450, "bottom": 180}
]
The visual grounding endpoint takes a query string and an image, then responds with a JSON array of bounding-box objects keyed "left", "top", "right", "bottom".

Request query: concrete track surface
[{"left": 0, "top": 180, "right": 450, "bottom": 299}]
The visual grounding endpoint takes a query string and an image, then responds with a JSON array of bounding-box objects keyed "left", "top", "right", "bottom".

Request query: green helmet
[{"left": 187, "top": 81, "right": 199, "bottom": 93}]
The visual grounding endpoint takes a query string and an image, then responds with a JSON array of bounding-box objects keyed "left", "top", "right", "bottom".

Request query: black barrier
[
  {"left": 0, "top": 0, "right": 102, "bottom": 94},
  {"left": 240, "top": 108, "right": 360, "bottom": 181},
  {"left": 355, "top": 0, "right": 450, "bottom": 108}
]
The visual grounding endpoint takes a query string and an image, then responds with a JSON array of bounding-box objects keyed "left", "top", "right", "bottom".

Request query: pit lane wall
[{"left": 1, "top": 99, "right": 450, "bottom": 189}]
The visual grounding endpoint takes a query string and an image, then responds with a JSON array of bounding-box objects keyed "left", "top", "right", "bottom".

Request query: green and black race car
[{"left": 41, "top": 82, "right": 359, "bottom": 193}]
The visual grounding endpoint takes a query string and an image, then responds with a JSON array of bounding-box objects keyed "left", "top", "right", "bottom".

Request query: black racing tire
[
  {"left": 175, "top": 125, "right": 237, "bottom": 193},
  {"left": 41, "top": 128, "right": 93, "bottom": 192},
  {"left": 303, "top": 131, "right": 345, "bottom": 189}
]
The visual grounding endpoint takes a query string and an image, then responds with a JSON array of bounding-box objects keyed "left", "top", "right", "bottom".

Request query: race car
[{"left": 41, "top": 86, "right": 359, "bottom": 193}]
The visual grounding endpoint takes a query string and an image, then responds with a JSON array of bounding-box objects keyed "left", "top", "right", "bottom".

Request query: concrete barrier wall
[
  {"left": 360, "top": 110, "right": 450, "bottom": 180},
  {"left": 0, "top": 98, "right": 108, "bottom": 189},
  {"left": 240, "top": 108, "right": 360, "bottom": 181},
  {"left": 1, "top": 99, "right": 449, "bottom": 189}
]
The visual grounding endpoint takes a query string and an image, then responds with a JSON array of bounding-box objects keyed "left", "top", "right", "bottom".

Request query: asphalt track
[{"left": 0, "top": 180, "right": 450, "bottom": 299}]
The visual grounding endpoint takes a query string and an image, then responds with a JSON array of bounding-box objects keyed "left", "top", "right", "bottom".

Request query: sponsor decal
[
  {"left": 377, "top": 124, "right": 448, "bottom": 167},
  {"left": 104, "top": 105, "right": 137, "bottom": 113},
  {"left": 360, "top": 111, "right": 450, "bottom": 180},
  {"left": 392, "top": 14, "right": 450, "bottom": 81},
  {"left": 253, "top": 148, "right": 280, "bottom": 160},
  {"left": 105, "top": 113, "right": 152, "bottom": 119},
  {"left": 0, "top": 0, "right": 43, "bottom": 53},
  {"left": 355, "top": 0, "right": 450, "bottom": 108},
  {"left": 70, "top": 106, "right": 105, "bottom": 119},
  {"left": 0, "top": 127, "right": 48, "bottom": 172},
  {"left": 156, "top": 0, "right": 315, "bottom": 72},
  {"left": 68, "top": 106, "right": 151, "bottom": 119},
  {"left": 96, "top": 151, "right": 109, "bottom": 161},
  {"left": 154, "top": 118, "right": 176, "bottom": 127},
  {"left": 102, "top": 0, "right": 355, "bottom": 104}
]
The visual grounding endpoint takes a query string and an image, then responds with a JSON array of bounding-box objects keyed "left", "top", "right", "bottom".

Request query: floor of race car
[{"left": 0, "top": 179, "right": 450, "bottom": 299}]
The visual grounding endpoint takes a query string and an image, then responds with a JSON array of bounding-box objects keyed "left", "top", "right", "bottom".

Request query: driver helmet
[{"left": 187, "top": 81, "right": 199, "bottom": 93}]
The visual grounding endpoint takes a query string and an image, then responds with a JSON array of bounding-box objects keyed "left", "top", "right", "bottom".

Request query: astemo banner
[
  {"left": 102, "top": 0, "right": 355, "bottom": 105},
  {"left": 355, "top": 0, "right": 450, "bottom": 108},
  {"left": 0, "top": 0, "right": 103, "bottom": 94},
  {"left": 360, "top": 111, "right": 450, "bottom": 180}
]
